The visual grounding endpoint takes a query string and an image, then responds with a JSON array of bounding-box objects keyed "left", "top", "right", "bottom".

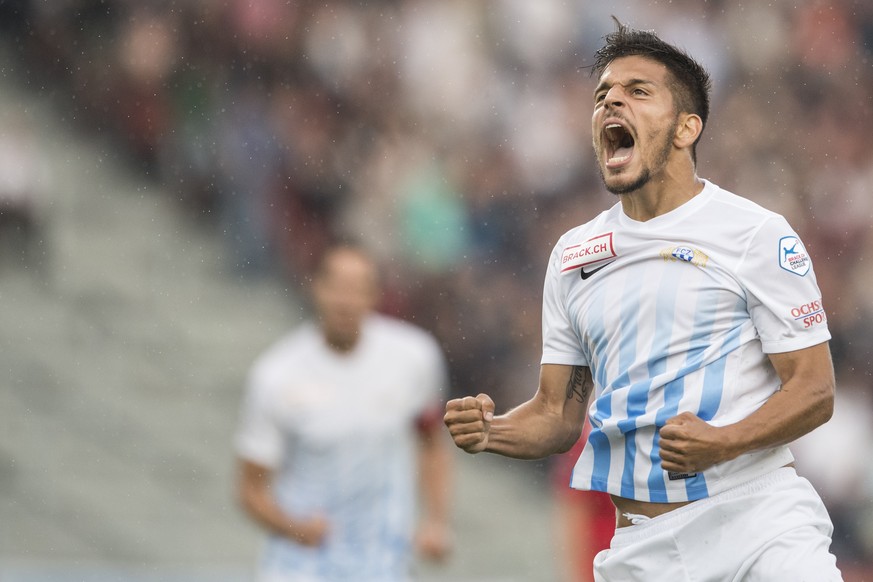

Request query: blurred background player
[{"left": 234, "top": 243, "right": 453, "bottom": 582}]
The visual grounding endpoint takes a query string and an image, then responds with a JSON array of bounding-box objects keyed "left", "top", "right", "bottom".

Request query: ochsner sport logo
[
  {"left": 791, "top": 299, "right": 826, "bottom": 329},
  {"left": 778, "top": 235, "right": 810, "bottom": 276}
]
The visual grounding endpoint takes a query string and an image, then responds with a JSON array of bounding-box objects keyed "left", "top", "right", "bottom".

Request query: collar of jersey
[{"left": 617, "top": 179, "right": 715, "bottom": 230}]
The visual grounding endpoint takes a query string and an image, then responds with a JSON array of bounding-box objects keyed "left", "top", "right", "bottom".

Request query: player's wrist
[{"left": 715, "top": 424, "right": 747, "bottom": 463}]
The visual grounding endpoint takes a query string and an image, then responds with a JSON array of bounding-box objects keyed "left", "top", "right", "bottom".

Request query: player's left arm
[
  {"left": 415, "top": 405, "right": 454, "bottom": 562},
  {"left": 659, "top": 341, "right": 835, "bottom": 474}
]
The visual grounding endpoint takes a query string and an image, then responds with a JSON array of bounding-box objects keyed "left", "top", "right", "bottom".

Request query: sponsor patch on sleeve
[
  {"left": 561, "top": 233, "right": 616, "bottom": 273},
  {"left": 778, "top": 235, "right": 810, "bottom": 276},
  {"left": 790, "top": 298, "right": 827, "bottom": 329}
]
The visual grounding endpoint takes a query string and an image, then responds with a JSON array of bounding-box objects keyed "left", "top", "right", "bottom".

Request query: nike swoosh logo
[{"left": 580, "top": 260, "right": 616, "bottom": 280}]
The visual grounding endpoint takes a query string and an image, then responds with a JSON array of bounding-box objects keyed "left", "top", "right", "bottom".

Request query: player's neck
[
  {"left": 323, "top": 331, "right": 360, "bottom": 354},
  {"left": 619, "top": 165, "right": 703, "bottom": 222}
]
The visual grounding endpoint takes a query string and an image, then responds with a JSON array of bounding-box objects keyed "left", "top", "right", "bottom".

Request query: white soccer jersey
[
  {"left": 235, "top": 314, "right": 448, "bottom": 582},
  {"left": 541, "top": 180, "right": 830, "bottom": 503}
]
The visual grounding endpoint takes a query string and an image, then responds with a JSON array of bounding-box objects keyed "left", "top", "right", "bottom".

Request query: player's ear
[{"left": 674, "top": 113, "right": 702, "bottom": 150}]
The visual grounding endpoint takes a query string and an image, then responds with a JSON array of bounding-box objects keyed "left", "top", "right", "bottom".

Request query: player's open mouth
[{"left": 603, "top": 121, "right": 635, "bottom": 168}]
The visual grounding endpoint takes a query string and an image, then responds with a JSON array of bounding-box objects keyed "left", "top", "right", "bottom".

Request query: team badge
[
  {"left": 672, "top": 246, "right": 695, "bottom": 262},
  {"left": 659, "top": 245, "right": 709, "bottom": 268},
  {"left": 778, "top": 235, "right": 810, "bottom": 276}
]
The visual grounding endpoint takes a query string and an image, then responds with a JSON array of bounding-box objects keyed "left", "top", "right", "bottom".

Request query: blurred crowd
[{"left": 2, "top": 0, "right": 872, "bottom": 575}]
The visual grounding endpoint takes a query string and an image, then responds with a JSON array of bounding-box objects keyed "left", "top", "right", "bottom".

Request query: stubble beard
[
  {"left": 602, "top": 167, "right": 653, "bottom": 195},
  {"left": 598, "top": 121, "right": 676, "bottom": 196}
]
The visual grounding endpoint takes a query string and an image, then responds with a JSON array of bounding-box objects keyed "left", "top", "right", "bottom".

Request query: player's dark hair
[{"left": 591, "top": 18, "right": 712, "bottom": 162}]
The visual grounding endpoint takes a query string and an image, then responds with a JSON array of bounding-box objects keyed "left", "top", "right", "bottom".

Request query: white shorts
[{"left": 593, "top": 467, "right": 842, "bottom": 582}]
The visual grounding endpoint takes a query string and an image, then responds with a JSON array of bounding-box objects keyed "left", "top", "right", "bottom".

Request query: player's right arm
[
  {"left": 444, "top": 364, "right": 592, "bottom": 459},
  {"left": 237, "top": 458, "right": 329, "bottom": 546}
]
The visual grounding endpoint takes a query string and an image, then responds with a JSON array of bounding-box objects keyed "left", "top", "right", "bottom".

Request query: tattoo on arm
[{"left": 565, "top": 366, "right": 590, "bottom": 403}]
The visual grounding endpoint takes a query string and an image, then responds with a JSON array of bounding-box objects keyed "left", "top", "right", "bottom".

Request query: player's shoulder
[
  {"left": 250, "top": 323, "right": 320, "bottom": 378},
  {"left": 553, "top": 202, "right": 623, "bottom": 250},
  {"left": 699, "top": 181, "right": 803, "bottom": 259},
  {"left": 703, "top": 180, "right": 784, "bottom": 224}
]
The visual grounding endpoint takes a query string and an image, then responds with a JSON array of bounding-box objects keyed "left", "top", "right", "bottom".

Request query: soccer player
[
  {"left": 236, "top": 244, "right": 453, "bottom": 581},
  {"left": 444, "top": 21, "right": 842, "bottom": 581}
]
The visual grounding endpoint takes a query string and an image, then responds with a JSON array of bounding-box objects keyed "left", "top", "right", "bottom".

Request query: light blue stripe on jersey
[
  {"left": 698, "top": 353, "right": 727, "bottom": 422},
  {"left": 648, "top": 376, "right": 686, "bottom": 501},
  {"left": 642, "top": 266, "right": 680, "bottom": 500},
  {"left": 616, "top": 267, "right": 667, "bottom": 500},
  {"left": 583, "top": 281, "right": 612, "bottom": 490},
  {"left": 615, "top": 278, "right": 644, "bottom": 499},
  {"left": 624, "top": 268, "right": 680, "bottom": 500},
  {"left": 619, "top": 380, "right": 648, "bottom": 499},
  {"left": 698, "top": 297, "right": 747, "bottom": 421},
  {"left": 646, "top": 283, "right": 723, "bottom": 501}
]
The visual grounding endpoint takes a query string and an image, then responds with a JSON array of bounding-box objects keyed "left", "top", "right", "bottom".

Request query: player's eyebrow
[{"left": 594, "top": 78, "right": 658, "bottom": 96}]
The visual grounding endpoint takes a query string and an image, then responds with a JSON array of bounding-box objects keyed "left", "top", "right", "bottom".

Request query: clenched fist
[
  {"left": 659, "top": 411, "right": 734, "bottom": 474},
  {"left": 443, "top": 394, "right": 495, "bottom": 454}
]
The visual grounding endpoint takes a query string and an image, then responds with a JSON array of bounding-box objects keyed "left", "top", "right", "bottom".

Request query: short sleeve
[
  {"left": 416, "top": 333, "right": 450, "bottom": 410},
  {"left": 234, "top": 365, "right": 283, "bottom": 468},
  {"left": 390, "top": 322, "right": 450, "bottom": 430},
  {"left": 541, "top": 243, "right": 588, "bottom": 366},
  {"left": 738, "top": 216, "right": 831, "bottom": 353}
]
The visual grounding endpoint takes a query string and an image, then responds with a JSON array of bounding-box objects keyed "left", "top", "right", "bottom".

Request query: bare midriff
[{"left": 610, "top": 463, "right": 796, "bottom": 527}]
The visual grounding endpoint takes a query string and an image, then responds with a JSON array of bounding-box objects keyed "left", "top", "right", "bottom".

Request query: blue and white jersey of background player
[
  {"left": 541, "top": 179, "right": 831, "bottom": 503},
  {"left": 236, "top": 314, "right": 447, "bottom": 582}
]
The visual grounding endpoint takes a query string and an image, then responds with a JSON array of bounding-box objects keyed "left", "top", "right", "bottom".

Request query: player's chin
[{"left": 603, "top": 175, "right": 639, "bottom": 195}]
